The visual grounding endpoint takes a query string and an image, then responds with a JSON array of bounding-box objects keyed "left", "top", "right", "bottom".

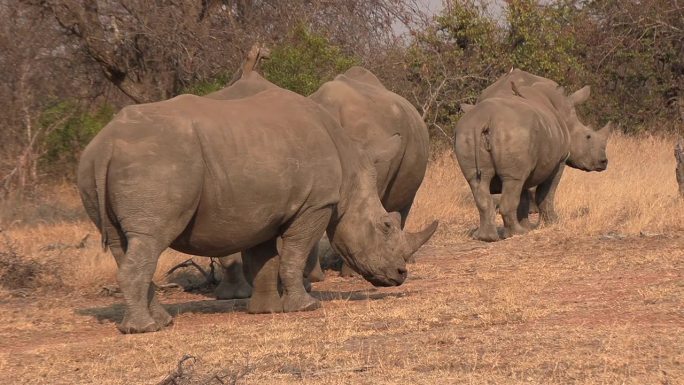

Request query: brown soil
[{"left": 1, "top": 231, "right": 682, "bottom": 385}]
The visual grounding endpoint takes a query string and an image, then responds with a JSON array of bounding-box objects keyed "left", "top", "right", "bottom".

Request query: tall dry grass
[
  {"left": 1, "top": 134, "right": 682, "bottom": 295},
  {"left": 407, "top": 133, "right": 684, "bottom": 237}
]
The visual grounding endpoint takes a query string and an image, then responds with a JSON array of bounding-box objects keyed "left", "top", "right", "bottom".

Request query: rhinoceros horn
[{"left": 405, "top": 220, "right": 439, "bottom": 255}]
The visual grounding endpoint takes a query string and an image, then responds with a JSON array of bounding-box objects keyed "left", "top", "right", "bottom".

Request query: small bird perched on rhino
[
  {"left": 77, "top": 68, "right": 437, "bottom": 334},
  {"left": 454, "top": 69, "right": 612, "bottom": 241}
]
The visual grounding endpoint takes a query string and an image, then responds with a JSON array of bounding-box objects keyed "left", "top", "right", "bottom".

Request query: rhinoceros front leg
[
  {"left": 244, "top": 240, "right": 282, "bottom": 313},
  {"left": 280, "top": 206, "right": 332, "bottom": 312},
  {"left": 536, "top": 163, "right": 565, "bottom": 225},
  {"left": 468, "top": 174, "right": 499, "bottom": 242},
  {"left": 499, "top": 178, "right": 529, "bottom": 238},
  {"left": 215, "top": 254, "right": 252, "bottom": 300}
]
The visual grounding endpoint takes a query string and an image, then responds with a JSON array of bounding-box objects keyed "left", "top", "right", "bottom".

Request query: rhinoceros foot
[
  {"left": 150, "top": 300, "right": 173, "bottom": 328},
  {"left": 214, "top": 280, "right": 252, "bottom": 300},
  {"left": 472, "top": 227, "right": 500, "bottom": 242},
  {"left": 283, "top": 292, "right": 320, "bottom": 312},
  {"left": 307, "top": 260, "right": 325, "bottom": 282},
  {"left": 502, "top": 225, "right": 528, "bottom": 239},
  {"left": 117, "top": 313, "right": 161, "bottom": 334},
  {"left": 247, "top": 292, "right": 283, "bottom": 314}
]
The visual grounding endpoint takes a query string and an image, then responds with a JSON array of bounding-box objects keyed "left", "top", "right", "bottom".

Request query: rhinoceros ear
[
  {"left": 461, "top": 103, "right": 475, "bottom": 113},
  {"left": 371, "top": 134, "right": 402, "bottom": 164},
  {"left": 570, "top": 86, "right": 591, "bottom": 105}
]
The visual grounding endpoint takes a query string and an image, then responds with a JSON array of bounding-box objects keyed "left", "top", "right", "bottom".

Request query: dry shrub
[
  {"left": 0, "top": 183, "right": 86, "bottom": 227},
  {"left": 0, "top": 234, "right": 42, "bottom": 291}
]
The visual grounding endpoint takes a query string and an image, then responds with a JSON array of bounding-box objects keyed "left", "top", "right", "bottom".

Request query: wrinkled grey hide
[
  {"left": 215, "top": 66, "right": 438, "bottom": 294},
  {"left": 78, "top": 83, "right": 437, "bottom": 334},
  {"left": 454, "top": 69, "right": 611, "bottom": 241},
  {"left": 310, "top": 66, "right": 438, "bottom": 268}
]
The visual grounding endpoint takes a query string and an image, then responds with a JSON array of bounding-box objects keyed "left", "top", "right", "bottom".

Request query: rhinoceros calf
[
  {"left": 454, "top": 69, "right": 611, "bottom": 241},
  {"left": 78, "top": 86, "right": 437, "bottom": 334}
]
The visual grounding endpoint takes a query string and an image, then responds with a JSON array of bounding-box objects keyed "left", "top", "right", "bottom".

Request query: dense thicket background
[{"left": 1, "top": 0, "right": 682, "bottom": 194}]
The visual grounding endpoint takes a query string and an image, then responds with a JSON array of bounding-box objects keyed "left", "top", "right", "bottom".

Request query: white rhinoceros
[
  {"left": 454, "top": 69, "right": 611, "bottom": 241},
  {"left": 212, "top": 66, "right": 438, "bottom": 293},
  {"left": 78, "top": 82, "right": 436, "bottom": 334},
  {"left": 309, "top": 66, "right": 435, "bottom": 271}
]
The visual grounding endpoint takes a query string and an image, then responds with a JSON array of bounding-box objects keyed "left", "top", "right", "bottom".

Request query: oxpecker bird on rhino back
[
  {"left": 77, "top": 87, "right": 436, "bottom": 334},
  {"left": 453, "top": 69, "right": 611, "bottom": 242}
]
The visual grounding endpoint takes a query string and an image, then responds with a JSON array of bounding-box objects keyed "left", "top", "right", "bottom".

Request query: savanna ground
[{"left": 0, "top": 134, "right": 682, "bottom": 384}]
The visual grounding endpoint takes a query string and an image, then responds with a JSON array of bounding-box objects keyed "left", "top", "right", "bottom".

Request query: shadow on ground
[
  {"left": 76, "top": 289, "right": 408, "bottom": 323},
  {"left": 76, "top": 299, "right": 249, "bottom": 323}
]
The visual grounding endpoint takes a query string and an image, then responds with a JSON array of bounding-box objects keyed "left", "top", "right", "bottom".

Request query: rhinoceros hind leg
[
  {"left": 114, "top": 235, "right": 167, "bottom": 334},
  {"left": 518, "top": 189, "right": 533, "bottom": 230},
  {"left": 468, "top": 175, "right": 499, "bottom": 242},
  {"left": 536, "top": 164, "right": 565, "bottom": 225},
  {"left": 307, "top": 259, "right": 325, "bottom": 282},
  {"left": 215, "top": 254, "right": 252, "bottom": 300},
  {"left": 304, "top": 244, "right": 325, "bottom": 283},
  {"left": 245, "top": 241, "right": 283, "bottom": 313},
  {"left": 499, "top": 178, "right": 529, "bottom": 238},
  {"left": 340, "top": 263, "right": 360, "bottom": 277},
  {"left": 279, "top": 207, "right": 332, "bottom": 313}
]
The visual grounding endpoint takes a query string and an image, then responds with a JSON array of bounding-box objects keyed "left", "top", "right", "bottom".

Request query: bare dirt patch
[
  {"left": 1, "top": 135, "right": 682, "bottom": 384},
  {"left": 1, "top": 231, "right": 682, "bottom": 385}
]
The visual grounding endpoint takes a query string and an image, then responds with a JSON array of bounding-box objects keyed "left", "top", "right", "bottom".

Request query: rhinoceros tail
[
  {"left": 474, "top": 125, "right": 481, "bottom": 181},
  {"left": 473, "top": 118, "right": 492, "bottom": 182},
  {"left": 94, "top": 143, "right": 113, "bottom": 251}
]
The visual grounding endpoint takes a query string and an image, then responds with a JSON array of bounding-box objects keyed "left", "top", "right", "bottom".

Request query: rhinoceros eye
[
  {"left": 586, "top": 134, "right": 591, "bottom": 139},
  {"left": 381, "top": 218, "right": 393, "bottom": 234}
]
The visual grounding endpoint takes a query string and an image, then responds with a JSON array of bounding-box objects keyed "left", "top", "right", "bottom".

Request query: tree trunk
[{"left": 675, "top": 139, "right": 684, "bottom": 197}]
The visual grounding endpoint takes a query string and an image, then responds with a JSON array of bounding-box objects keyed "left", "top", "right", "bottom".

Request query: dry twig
[{"left": 156, "top": 354, "right": 197, "bottom": 385}]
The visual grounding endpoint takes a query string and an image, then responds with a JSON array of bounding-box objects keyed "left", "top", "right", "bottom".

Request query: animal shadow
[
  {"left": 77, "top": 299, "right": 248, "bottom": 324},
  {"left": 77, "top": 290, "right": 406, "bottom": 324},
  {"left": 312, "top": 289, "right": 409, "bottom": 302}
]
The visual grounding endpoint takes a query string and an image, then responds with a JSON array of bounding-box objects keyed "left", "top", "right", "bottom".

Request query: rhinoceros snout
[
  {"left": 363, "top": 266, "right": 407, "bottom": 287},
  {"left": 596, "top": 158, "right": 608, "bottom": 171}
]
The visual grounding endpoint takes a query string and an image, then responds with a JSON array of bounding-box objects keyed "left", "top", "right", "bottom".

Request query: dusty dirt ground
[
  {"left": 0, "top": 228, "right": 681, "bottom": 384},
  {"left": 1, "top": 135, "right": 683, "bottom": 384}
]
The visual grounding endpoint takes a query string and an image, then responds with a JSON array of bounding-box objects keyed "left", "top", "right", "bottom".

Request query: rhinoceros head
[
  {"left": 326, "top": 136, "right": 438, "bottom": 287},
  {"left": 558, "top": 86, "right": 612, "bottom": 172},
  {"left": 520, "top": 83, "right": 611, "bottom": 172}
]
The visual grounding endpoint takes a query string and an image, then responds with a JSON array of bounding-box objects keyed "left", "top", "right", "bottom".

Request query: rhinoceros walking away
[
  {"left": 78, "top": 86, "right": 437, "bottom": 334},
  {"left": 454, "top": 69, "right": 611, "bottom": 241}
]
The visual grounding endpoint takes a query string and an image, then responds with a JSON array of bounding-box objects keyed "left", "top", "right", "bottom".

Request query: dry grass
[
  {"left": 407, "top": 132, "right": 684, "bottom": 237},
  {"left": 0, "top": 134, "right": 682, "bottom": 384}
]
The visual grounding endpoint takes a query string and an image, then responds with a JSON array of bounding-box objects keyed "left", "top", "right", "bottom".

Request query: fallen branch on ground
[
  {"left": 156, "top": 354, "right": 196, "bottom": 385},
  {"left": 165, "top": 257, "right": 220, "bottom": 289}
]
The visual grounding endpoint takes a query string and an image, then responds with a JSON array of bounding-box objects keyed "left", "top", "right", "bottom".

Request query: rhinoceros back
[{"left": 79, "top": 90, "right": 344, "bottom": 257}]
